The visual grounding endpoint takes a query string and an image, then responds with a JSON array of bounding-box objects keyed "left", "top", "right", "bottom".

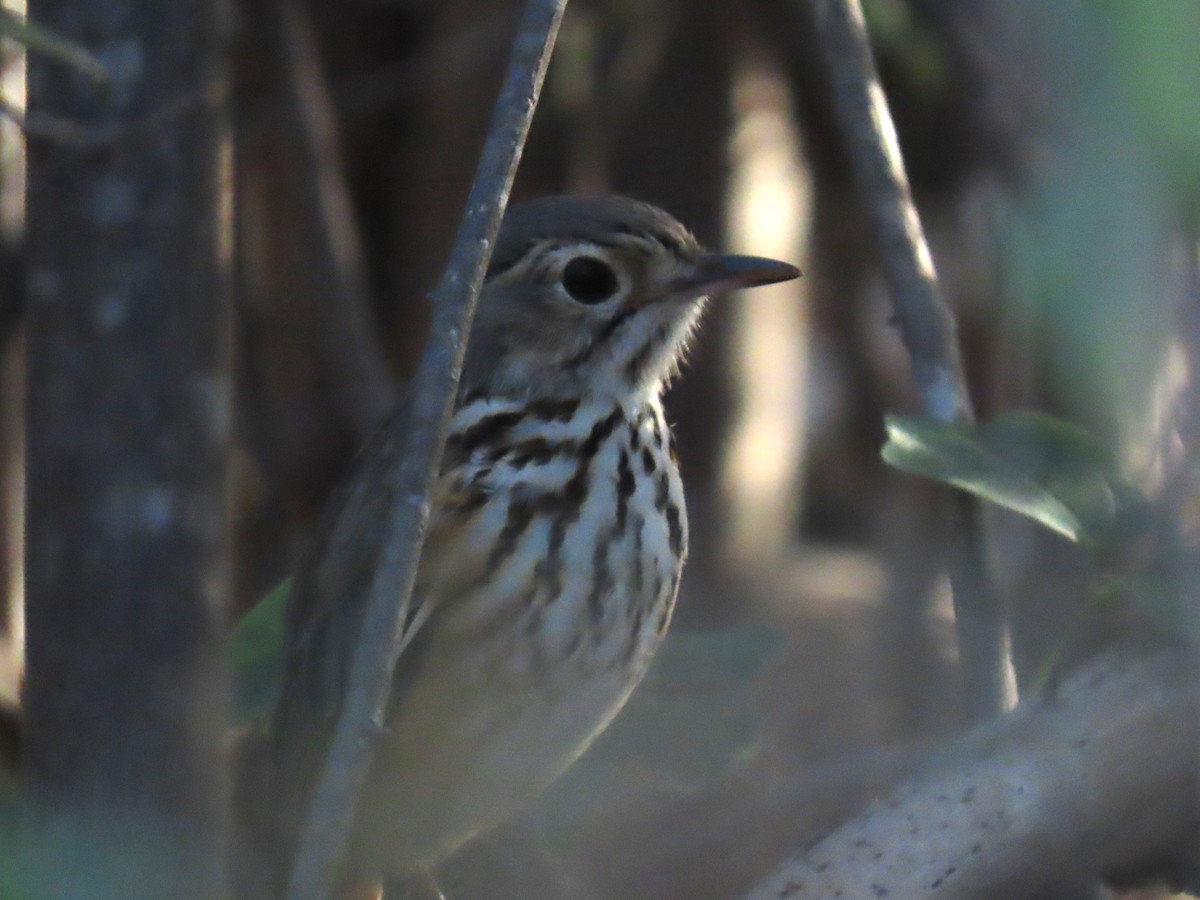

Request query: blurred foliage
[
  {"left": 883, "top": 412, "right": 1151, "bottom": 547},
  {"left": 884, "top": 411, "right": 1200, "bottom": 639},
  {"left": 1100, "top": 0, "right": 1200, "bottom": 198},
  {"left": 230, "top": 579, "right": 290, "bottom": 727},
  {"left": 0, "top": 802, "right": 197, "bottom": 900},
  {"left": 862, "top": 0, "right": 949, "bottom": 96},
  {"left": 1000, "top": 1, "right": 1198, "bottom": 432}
]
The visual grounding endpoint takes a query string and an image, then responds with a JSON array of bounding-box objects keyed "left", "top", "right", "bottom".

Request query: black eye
[{"left": 561, "top": 256, "right": 619, "bottom": 305}]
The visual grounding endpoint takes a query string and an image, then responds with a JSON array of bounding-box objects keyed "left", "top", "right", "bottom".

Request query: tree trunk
[{"left": 22, "top": 1, "right": 230, "bottom": 896}]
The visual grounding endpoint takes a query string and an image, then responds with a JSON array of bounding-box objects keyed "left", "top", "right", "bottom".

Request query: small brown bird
[{"left": 270, "top": 195, "right": 799, "bottom": 886}]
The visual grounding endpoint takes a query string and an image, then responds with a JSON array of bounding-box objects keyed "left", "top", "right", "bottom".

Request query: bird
[{"left": 268, "top": 194, "right": 800, "bottom": 891}]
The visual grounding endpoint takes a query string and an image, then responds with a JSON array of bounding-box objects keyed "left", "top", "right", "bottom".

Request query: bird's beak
[{"left": 668, "top": 253, "right": 801, "bottom": 300}]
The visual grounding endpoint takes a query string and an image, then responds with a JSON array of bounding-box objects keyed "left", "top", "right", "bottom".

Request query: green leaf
[
  {"left": 882, "top": 411, "right": 1151, "bottom": 546},
  {"left": 0, "top": 9, "right": 107, "bottom": 84},
  {"left": 229, "top": 579, "right": 290, "bottom": 727}
]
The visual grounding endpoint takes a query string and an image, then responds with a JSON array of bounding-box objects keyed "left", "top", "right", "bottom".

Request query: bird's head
[{"left": 461, "top": 195, "right": 799, "bottom": 404}]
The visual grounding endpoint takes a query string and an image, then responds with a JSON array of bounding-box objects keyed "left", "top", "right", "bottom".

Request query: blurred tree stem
[
  {"left": 267, "top": 0, "right": 397, "bottom": 440},
  {"left": 22, "top": 0, "right": 230, "bottom": 896},
  {"left": 807, "top": 0, "right": 1006, "bottom": 717},
  {"left": 283, "top": 1, "right": 567, "bottom": 896}
]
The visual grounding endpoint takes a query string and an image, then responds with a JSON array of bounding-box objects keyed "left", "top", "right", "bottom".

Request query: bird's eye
[{"left": 561, "top": 256, "right": 619, "bottom": 305}]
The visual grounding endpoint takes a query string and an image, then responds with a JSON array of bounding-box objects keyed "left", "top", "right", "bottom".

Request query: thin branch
[
  {"left": 0, "top": 7, "right": 108, "bottom": 84},
  {"left": 282, "top": 1, "right": 568, "bottom": 897},
  {"left": 743, "top": 650, "right": 1200, "bottom": 898},
  {"left": 807, "top": 0, "right": 1007, "bottom": 717},
  {"left": 0, "top": 82, "right": 222, "bottom": 150}
]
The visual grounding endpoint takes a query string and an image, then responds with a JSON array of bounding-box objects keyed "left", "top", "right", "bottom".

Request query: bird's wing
[{"left": 267, "top": 391, "right": 444, "bottom": 865}]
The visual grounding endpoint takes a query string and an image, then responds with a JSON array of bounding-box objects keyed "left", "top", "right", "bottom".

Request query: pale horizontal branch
[{"left": 744, "top": 650, "right": 1200, "bottom": 899}]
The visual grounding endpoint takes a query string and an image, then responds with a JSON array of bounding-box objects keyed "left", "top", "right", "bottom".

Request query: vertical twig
[
  {"left": 807, "top": 0, "right": 1006, "bottom": 717},
  {"left": 269, "top": 0, "right": 397, "bottom": 439},
  {"left": 283, "top": 1, "right": 568, "bottom": 896}
]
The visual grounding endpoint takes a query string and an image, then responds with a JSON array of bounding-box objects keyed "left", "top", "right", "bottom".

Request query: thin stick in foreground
[
  {"left": 283, "top": 1, "right": 568, "bottom": 896},
  {"left": 808, "top": 0, "right": 1006, "bottom": 717}
]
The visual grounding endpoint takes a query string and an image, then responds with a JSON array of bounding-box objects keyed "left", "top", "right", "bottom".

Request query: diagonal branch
[
  {"left": 806, "top": 0, "right": 1006, "bottom": 717},
  {"left": 283, "top": 1, "right": 569, "bottom": 896}
]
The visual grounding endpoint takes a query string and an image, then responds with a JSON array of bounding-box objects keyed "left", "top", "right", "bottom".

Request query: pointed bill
[{"left": 669, "top": 253, "right": 801, "bottom": 300}]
